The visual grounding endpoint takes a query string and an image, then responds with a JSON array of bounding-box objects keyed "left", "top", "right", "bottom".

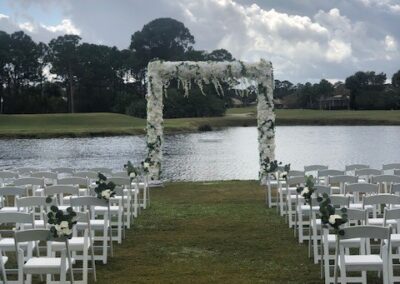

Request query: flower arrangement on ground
[
  {"left": 94, "top": 173, "right": 116, "bottom": 201},
  {"left": 45, "top": 197, "right": 77, "bottom": 239}
]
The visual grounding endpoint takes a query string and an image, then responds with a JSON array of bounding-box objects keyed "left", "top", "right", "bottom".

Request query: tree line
[
  {"left": 1, "top": 17, "right": 399, "bottom": 116},
  {"left": 275, "top": 70, "right": 400, "bottom": 110}
]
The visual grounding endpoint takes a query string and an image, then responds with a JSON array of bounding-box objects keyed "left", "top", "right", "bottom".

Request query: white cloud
[
  {"left": 19, "top": 21, "right": 35, "bottom": 32},
  {"left": 326, "top": 39, "right": 352, "bottom": 63},
  {"left": 0, "top": 14, "right": 9, "bottom": 20},
  {"left": 385, "top": 35, "right": 397, "bottom": 51},
  {"left": 41, "top": 19, "right": 80, "bottom": 35}
]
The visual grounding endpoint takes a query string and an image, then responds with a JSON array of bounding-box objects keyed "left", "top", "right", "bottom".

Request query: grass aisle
[{"left": 95, "top": 181, "right": 320, "bottom": 283}]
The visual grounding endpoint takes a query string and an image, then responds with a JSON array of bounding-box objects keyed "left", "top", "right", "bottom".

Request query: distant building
[
  {"left": 319, "top": 95, "right": 350, "bottom": 110},
  {"left": 273, "top": 99, "right": 284, "bottom": 109}
]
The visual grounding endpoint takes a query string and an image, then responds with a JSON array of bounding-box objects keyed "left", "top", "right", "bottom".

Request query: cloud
[
  {"left": 41, "top": 19, "right": 80, "bottom": 35},
  {"left": 0, "top": 0, "right": 399, "bottom": 82}
]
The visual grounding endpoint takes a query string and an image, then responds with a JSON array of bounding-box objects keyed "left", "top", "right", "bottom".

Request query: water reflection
[{"left": 0, "top": 126, "right": 399, "bottom": 181}]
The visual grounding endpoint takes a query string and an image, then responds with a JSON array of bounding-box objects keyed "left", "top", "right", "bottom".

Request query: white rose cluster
[
  {"left": 129, "top": 172, "right": 137, "bottom": 179},
  {"left": 101, "top": 189, "right": 112, "bottom": 200},
  {"left": 300, "top": 187, "right": 310, "bottom": 196},
  {"left": 55, "top": 221, "right": 72, "bottom": 237},
  {"left": 329, "top": 214, "right": 342, "bottom": 225}
]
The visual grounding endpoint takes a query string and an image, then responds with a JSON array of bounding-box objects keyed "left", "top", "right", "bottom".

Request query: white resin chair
[
  {"left": 16, "top": 196, "right": 58, "bottom": 229},
  {"left": 344, "top": 183, "right": 378, "bottom": 209},
  {"left": 322, "top": 208, "right": 367, "bottom": 284},
  {"left": 327, "top": 175, "right": 358, "bottom": 195},
  {"left": 14, "top": 229, "right": 74, "bottom": 284},
  {"left": 382, "top": 163, "right": 400, "bottom": 174},
  {"left": 13, "top": 177, "right": 45, "bottom": 196},
  {"left": 45, "top": 185, "right": 79, "bottom": 209},
  {"left": 355, "top": 168, "right": 382, "bottom": 183},
  {"left": 334, "top": 225, "right": 391, "bottom": 284},
  {"left": 363, "top": 194, "right": 400, "bottom": 228},
  {"left": 371, "top": 175, "right": 400, "bottom": 194},
  {"left": 383, "top": 208, "right": 400, "bottom": 283},
  {"left": 0, "top": 186, "right": 27, "bottom": 212},
  {"left": 48, "top": 211, "right": 96, "bottom": 284},
  {"left": 30, "top": 171, "right": 58, "bottom": 187},
  {"left": 70, "top": 196, "right": 113, "bottom": 264},
  {"left": 0, "top": 171, "right": 18, "bottom": 187},
  {"left": 0, "top": 249, "right": 7, "bottom": 284},
  {"left": 286, "top": 176, "right": 305, "bottom": 229},
  {"left": 317, "top": 170, "right": 345, "bottom": 188},
  {"left": 58, "top": 177, "right": 89, "bottom": 197},
  {"left": 344, "top": 164, "right": 369, "bottom": 176},
  {"left": 89, "top": 168, "right": 112, "bottom": 175}
]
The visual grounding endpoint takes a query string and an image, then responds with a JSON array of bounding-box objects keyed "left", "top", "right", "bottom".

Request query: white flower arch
[{"left": 146, "top": 59, "right": 275, "bottom": 182}]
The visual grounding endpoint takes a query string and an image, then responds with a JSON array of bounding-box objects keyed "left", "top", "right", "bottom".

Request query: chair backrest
[
  {"left": 330, "top": 195, "right": 350, "bottom": 207},
  {"left": 392, "top": 183, "right": 400, "bottom": 194},
  {"left": 0, "top": 171, "right": 18, "bottom": 179},
  {"left": 51, "top": 167, "right": 75, "bottom": 175},
  {"left": 287, "top": 170, "right": 304, "bottom": 177},
  {"left": 286, "top": 176, "right": 305, "bottom": 187},
  {"left": 345, "top": 164, "right": 369, "bottom": 171},
  {"left": 14, "top": 229, "right": 51, "bottom": 243},
  {"left": 70, "top": 196, "right": 108, "bottom": 207},
  {"left": 30, "top": 171, "right": 58, "bottom": 180},
  {"left": 314, "top": 185, "right": 331, "bottom": 195},
  {"left": 395, "top": 169, "right": 400, "bottom": 176},
  {"left": 0, "top": 186, "right": 26, "bottom": 196},
  {"left": 112, "top": 171, "right": 128, "bottom": 178},
  {"left": 89, "top": 167, "right": 112, "bottom": 175},
  {"left": 355, "top": 168, "right": 382, "bottom": 177},
  {"left": 317, "top": 169, "right": 344, "bottom": 178},
  {"left": 383, "top": 163, "right": 400, "bottom": 170},
  {"left": 74, "top": 171, "right": 98, "bottom": 179},
  {"left": 13, "top": 177, "right": 44, "bottom": 187},
  {"left": 363, "top": 194, "right": 400, "bottom": 206},
  {"left": 328, "top": 175, "right": 358, "bottom": 185},
  {"left": 338, "top": 225, "right": 390, "bottom": 240},
  {"left": 345, "top": 183, "right": 379, "bottom": 194},
  {"left": 16, "top": 196, "right": 57, "bottom": 209},
  {"left": 384, "top": 208, "right": 400, "bottom": 226},
  {"left": 45, "top": 185, "right": 78, "bottom": 196},
  {"left": 304, "top": 165, "right": 328, "bottom": 172},
  {"left": 0, "top": 212, "right": 33, "bottom": 225},
  {"left": 57, "top": 177, "right": 88, "bottom": 187},
  {"left": 16, "top": 167, "right": 39, "bottom": 175},
  {"left": 371, "top": 174, "right": 400, "bottom": 184},
  {"left": 346, "top": 208, "right": 368, "bottom": 224}
]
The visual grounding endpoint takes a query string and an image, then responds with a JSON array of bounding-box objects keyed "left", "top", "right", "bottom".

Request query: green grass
[
  {"left": 94, "top": 181, "right": 322, "bottom": 283},
  {"left": 1, "top": 108, "right": 400, "bottom": 138}
]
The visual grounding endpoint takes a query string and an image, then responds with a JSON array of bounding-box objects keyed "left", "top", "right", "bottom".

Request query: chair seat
[
  {"left": 339, "top": 255, "right": 383, "bottom": 271},
  {"left": 368, "top": 218, "right": 397, "bottom": 226},
  {"left": 94, "top": 205, "right": 121, "bottom": 213},
  {"left": 0, "top": 207, "right": 18, "bottom": 212},
  {"left": 23, "top": 257, "right": 74, "bottom": 274},
  {"left": 50, "top": 237, "right": 87, "bottom": 251},
  {"left": 76, "top": 220, "right": 106, "bottom": 230},
  {"left": 300, "top": 205, "right": 319, "bottom": 212}
]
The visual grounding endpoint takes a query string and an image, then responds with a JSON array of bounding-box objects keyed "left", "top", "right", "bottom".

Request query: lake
[{"left": 1, "top": 126, "right": 399, "bottom": 181}]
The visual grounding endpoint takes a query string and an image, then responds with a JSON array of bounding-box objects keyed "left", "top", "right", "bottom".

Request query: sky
[{"left": 0, "top": 0, "right": 399, "bottom": 83}]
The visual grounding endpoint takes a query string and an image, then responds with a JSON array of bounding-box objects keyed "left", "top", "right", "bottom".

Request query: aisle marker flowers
[
  {"left": 94, "top": 173, "right": 116, "bottom": 201},
  {"left": 45, "top": 197, "right": 77, "bottom": 239},
  {"left": 318, "top": 193, "right": 348, "bottom": 235}
]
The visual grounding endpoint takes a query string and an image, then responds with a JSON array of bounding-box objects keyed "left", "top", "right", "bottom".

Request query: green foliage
[
  {"left": 94, "top": 173, "right": 116, "bottom": 201},
  {"left": 296, "top": 175, "right": 315, "bottom": 204},
  {"left": 124, "top": 160, "right": 140, "bottom": 180}
]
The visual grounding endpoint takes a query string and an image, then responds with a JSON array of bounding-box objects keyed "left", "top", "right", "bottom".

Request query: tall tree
[
  {"left": 345, "top": 71, "right": 386, "bottom": 109},
  {"left": 392, "top": 70, "right": 400, "bottom": 89},
  {"left": 48, "top": 34, "right": 81, "bottom": 113},
  {"left": 130, "top": 18, "right": 195, "bottom": 71}
]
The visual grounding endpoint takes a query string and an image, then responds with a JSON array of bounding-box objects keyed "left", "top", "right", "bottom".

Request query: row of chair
[{"left": 0, "top": 167, "right": 154, "bottom": 283}]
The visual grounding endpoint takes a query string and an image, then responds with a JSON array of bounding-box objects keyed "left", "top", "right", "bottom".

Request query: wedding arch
[{"left": 145, "top": 59, "right": 275, "bottom": 182}]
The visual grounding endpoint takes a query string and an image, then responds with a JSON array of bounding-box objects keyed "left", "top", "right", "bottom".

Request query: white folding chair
[
  {"left": 89, "top": 168, "right": 112, "bottom": 176},
  {"left": 345, "top": 183, "right": 378, "bottom": 209},
  {"left": 58, "top": 177, "right": 89, "bottom": 197},
  {"left": 0, "top": 249, "right": 7, "bottom": 284},
  {"left": 327, "top": 175, "right": 358, "bottom": 195},
  {"left": 384, "top": 208, "right": 400, "bottom": 283},
  {"left": 345, "top": 164, "right": 369, "bottom": 175},
  {"left": 355, "top": 168, "right": 382, "bottom": 183},
  {"left": 286, "top": 176, "right": 305, "bottom": 229},
  {"left": 0, "top": 186, "right": 26, "bottom": 212},
  {"left": 363, "top": 194, "right": 400, "bottom": 228},
  {"left": 14, "top": 229, "right": 74, "bottom": 284},
  {"left": 70, "top": 196, "right": 113, "bottom": 264},
  {"left": 16, "top": 196, "right": 57, "bottom": 229},
  {"left": 322, "top": 208, "right": 367, "bottom": 284},
  {"left": 317, "top": 170, "right": 345, "bottom": 189},
  {"left": 382, "top": 163, "right": 400, "bottom": 174},
  {"left": 13, "top": 177, "right": 45, "bottom": 197},
  {"left": 0, "top": 171, "right": 18, "bottom": 187},
  {"left": 31, "top": 172, "right": 58, "bottom": 187},
  {"left": 334, "top": 225, "right": 391, "bottom": 284},
  {"left": 371, "top": 175, "right": 400, "bottom": 194},
  {"left": 48, "top": 211, "right": 96, "bottom": 284},
  {"left": 45, "top": 185, "right": 79, "bottom": 209}
]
